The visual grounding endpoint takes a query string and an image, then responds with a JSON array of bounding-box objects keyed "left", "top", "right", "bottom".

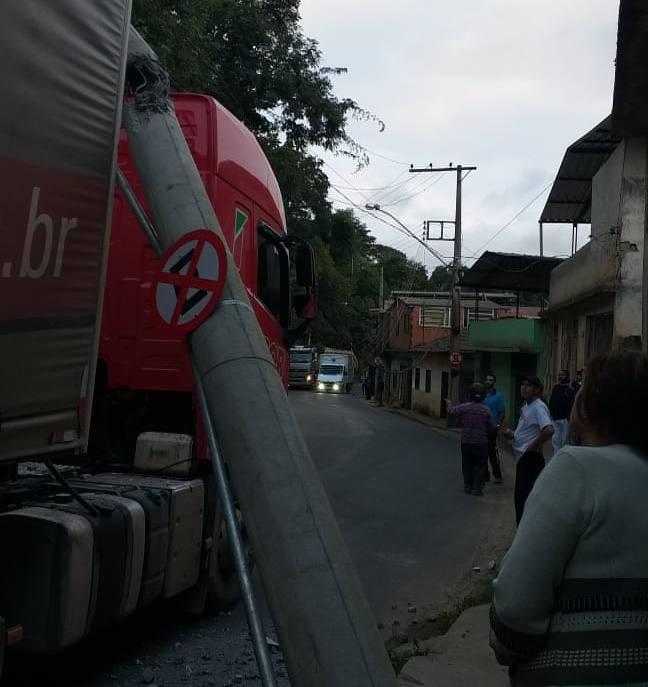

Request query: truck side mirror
[
  {"left": 293, "top": 242, "right": 315, "bottom": 288},
  {"left": 294, "top": 293, "right": 317, "bottom": 319}
]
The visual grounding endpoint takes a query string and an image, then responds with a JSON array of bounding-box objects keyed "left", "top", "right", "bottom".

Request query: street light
[{"left": 364, "top": 204, "right": 448, "bottom": 266}]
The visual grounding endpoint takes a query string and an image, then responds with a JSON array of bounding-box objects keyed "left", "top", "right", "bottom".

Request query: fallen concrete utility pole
[{"left": 123, "top": 28, "right": 396, "bottom": 687}]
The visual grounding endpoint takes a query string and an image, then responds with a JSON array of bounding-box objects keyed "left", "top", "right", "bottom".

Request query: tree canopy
[{"left": 131, "top": 0, "right": 435, "bottom": 368}]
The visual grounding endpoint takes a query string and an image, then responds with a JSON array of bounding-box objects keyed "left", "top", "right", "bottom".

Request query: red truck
[
  {"left": 92, "top": 92, "right": 311, "bottom": 464},
  {"left": 0, "top": 6, "right": 398, "bottom": 686},
  {"left": 0, "top": 8, "right": 315, "bottom": 668}
]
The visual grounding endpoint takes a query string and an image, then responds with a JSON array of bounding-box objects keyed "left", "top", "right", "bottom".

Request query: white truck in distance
[{"left": 316, "top": 350, "right": 356, "bottom": 394}]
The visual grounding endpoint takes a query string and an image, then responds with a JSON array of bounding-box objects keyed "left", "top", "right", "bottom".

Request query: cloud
[{"left": 300, "top": 0, "right": 619, "bottom": 262}]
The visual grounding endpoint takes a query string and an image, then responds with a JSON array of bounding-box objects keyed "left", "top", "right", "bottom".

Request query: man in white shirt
[{"left": 503, "top": 375, "right": 554, "bottom": 525}]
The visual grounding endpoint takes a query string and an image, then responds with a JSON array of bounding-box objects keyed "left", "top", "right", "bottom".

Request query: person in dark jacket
[
  {"left": 445, "top": 383, "right": 494, "bottom": 496},
  {"left": 362, "top": 366, "right": 375, "bottom": 400},
  {"left": 548, "top": 370, "right": 575, "bottom": 451},
  {"left": 373, "top": 356, "right": 384, "bottom": 406}
]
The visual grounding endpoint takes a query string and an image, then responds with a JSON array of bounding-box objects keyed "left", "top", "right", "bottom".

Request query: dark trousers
[
  {"left": 375, "top": 382, "right": 384, "bottom": 406},
  {"left": 514, "top": 451, "right": 545, "bottom": 525},
  {"left": 461, "top": 443, "right": 488, "bottom": 492},
  {"left": 486, "top": 429, "right": 502, "bottom": 480}
]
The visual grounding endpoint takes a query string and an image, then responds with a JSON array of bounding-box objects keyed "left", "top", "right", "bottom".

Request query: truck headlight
[
  {"left": 306, "top": 374, "right": 312, "bottom": 381},
  {"left": 318, "top": 383, "right": 325, "bottom": 391},
  {"left": 332, "top": 383, "right": 340, "bottom": 391}
]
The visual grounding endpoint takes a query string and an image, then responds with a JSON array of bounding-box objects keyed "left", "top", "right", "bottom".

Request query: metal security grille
[{"left": 586, "top": 313, "right": 613, "bottom": 360}]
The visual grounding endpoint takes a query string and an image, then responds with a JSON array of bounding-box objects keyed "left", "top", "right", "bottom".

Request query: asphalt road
[
  {"left": 2, "top": 388, "right": 502, "bottom": 686},
  {"left": 289, "top": 387, "right": 501, "bottom": 627}
]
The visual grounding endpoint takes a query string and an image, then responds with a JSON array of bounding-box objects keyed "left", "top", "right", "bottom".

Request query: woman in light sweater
[{"left": 489, "top": 350, "right": 648, "bottom": 687}]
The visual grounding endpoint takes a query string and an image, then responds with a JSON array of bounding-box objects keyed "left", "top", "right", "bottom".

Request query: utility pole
[
  {"left": 375, "top": 265, "right": 384, "bottom": 401},
  {"left": 410, "top": 164, "right": 476, "bottom": 403},
  {"left": 376, "top": 264, "right": 384, "bottom": 353}
]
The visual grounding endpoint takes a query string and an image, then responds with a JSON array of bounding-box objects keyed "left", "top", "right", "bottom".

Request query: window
[
  {"left": 290, "top": 351, "right": 315, "bottom": 363},
  {"left": 419, "top": 305, "right": 450, "bottom": 328},
  {"left": 257, "top": 220, "right": 290, "bottom": 327},
  {"left": 463, "top": 308, "right": 496, "bottom": 328},
  {"left": 414, "top": 367, "right": 421, "bottom": 390},
  {"left": 425, "top": 369, "right": 432, "bottom": 393}
]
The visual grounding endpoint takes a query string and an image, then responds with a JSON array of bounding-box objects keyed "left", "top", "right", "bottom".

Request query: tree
[
  {"left": 428, "top": 265, "right": 453, "bottom": 291},
  {"left": 131, "top": 1, "right": 430, "bottom": 364},
  {"left": 374, "top": 245, "right": 430, "bottom": 296},
  {"left": 131, "top": 0, "right": 382, "bottom": 228}
]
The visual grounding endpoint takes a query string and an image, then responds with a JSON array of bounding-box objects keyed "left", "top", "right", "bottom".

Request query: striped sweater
[{"left": 491, "top": 444, "right": 648, "bottom": 686}]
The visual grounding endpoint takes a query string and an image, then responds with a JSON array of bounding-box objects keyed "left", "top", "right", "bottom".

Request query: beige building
[
  {"left": 541, "top": 5, "right": 648, "bottom": 386},
  {"left": 541, "top": 118, "right": 646, "bottom": 386}
]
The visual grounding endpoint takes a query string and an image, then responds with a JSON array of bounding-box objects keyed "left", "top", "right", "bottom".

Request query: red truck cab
[{"left": 92, "top": 93, "right": 314, "bottom": 462}]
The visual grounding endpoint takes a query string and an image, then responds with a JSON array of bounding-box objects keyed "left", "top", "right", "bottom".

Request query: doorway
[{"left": 440, "top": 372, "right": 449, "bottom": 418}]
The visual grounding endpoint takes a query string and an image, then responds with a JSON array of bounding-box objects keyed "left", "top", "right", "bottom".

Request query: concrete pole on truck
[{"left": 123, "top": 29, "right": 396, "bottom": 687}]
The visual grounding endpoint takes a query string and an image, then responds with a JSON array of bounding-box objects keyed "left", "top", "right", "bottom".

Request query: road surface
[
  {"left": 289, "top": 388, "right": 503, "bottom": 628},
  {"left": 2, "top": 389, "right": 505, "bottom": 686}
]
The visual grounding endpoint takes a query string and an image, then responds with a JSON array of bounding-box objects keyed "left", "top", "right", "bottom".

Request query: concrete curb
[{"left": 397, "top": 604, "right": 507, "bottom": 687}]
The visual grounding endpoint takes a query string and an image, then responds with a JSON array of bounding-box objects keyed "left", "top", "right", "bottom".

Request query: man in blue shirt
[{"left": 483, "top": 372, "right": 506, "bottom": 483}]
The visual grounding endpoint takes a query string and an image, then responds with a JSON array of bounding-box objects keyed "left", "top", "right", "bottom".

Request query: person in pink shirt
[{"left": 446, "top": 383, "right": 495, "bottom": 496}]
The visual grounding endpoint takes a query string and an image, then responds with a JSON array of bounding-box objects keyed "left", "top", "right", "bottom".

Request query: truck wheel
[{"left": 205, "top": 507, "right": 254, "bottom": 612}]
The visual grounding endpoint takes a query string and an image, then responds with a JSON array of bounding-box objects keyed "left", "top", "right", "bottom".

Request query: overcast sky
[{"left": 298, "top": 0, "right": 619, "bottom": 273}]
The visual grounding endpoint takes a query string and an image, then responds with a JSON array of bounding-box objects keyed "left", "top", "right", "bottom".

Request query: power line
[
  {"left": 472, "top": 181, "right": 553, "bottom": 254},
  {"left": 365, "top": 204, "right": 449, "bottom": 266}
]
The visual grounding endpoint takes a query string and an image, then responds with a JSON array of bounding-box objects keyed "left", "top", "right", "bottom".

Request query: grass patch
[
  {"left": 388, "top": 637, "right": 429, "bottom": 674},
  {"left": 431, "top": 577, "right": 493, "bottom": 636},
  {"left": 387, "top": 577, "right": 494, "bottom": 673}
]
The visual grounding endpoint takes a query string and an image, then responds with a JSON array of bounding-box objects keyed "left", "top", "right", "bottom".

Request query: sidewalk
[{"left": 396, "top": 604, "right": 508, "bottom": 687}]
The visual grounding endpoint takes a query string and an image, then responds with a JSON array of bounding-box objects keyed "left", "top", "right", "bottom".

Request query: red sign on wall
[{"left": 449, "top": 351, "right": 463, "bottom": 365}]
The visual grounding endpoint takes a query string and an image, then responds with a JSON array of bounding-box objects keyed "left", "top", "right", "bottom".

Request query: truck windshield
[
  {"left": 320, "top": 365, "right": 343, "bottom": 374},
  {"left": 290, "top": 352, "right": 313, "bottom": 363}
]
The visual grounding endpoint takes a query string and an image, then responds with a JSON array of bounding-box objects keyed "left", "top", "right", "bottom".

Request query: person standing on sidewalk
[
  {"left": 445, "top": 383, "right": 494, "bottom": 496},
  {"left": 490, "top": 351, "right": 648, "bottom": 686},
  {"left": 483, "top": 373, "right": 505, "bottom": 484},
  {"left": 502, "top": 375, "right": 553, "bottom": 525},
  {"left": 548, "top": 370, "right": 575, "bottom": 451}
]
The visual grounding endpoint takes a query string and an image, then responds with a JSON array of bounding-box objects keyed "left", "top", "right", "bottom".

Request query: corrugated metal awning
[
  {"left": 539, "top": 116, "right": 620, "bottom": 224},
  {"left": 612, "top": 0, "right": 648, "bottom": 137},
  {"left": 459, "top": 251, "right": 562, "bottom": 293}
]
